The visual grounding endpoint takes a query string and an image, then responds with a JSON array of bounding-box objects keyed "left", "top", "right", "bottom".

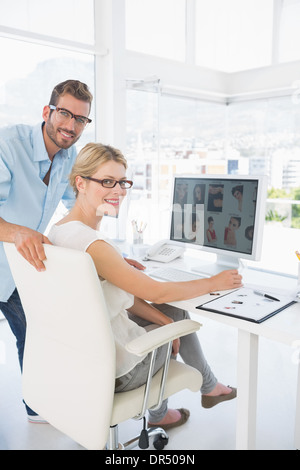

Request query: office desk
[{"left": 144, "top": 253, "right": 300, "bottom": 450}]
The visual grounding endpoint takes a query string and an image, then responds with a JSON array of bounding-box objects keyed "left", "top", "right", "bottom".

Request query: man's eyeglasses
[
  {"left": 81, "top": 176, "right": 133, "bottom": 189},
  {"left": 49, "top": 105, "right": 92, "bottom": 128}
]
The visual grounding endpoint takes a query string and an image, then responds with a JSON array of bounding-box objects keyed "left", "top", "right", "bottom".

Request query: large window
[
  {"left": 0, "top": 37, "right": 94, "bottom": 147},
  {"left": 0, "top": 0, "right": 94, "bottom": 44},
  {"left": 126, "top": 88, "right": 300, "bottom": 274},
  {"left": 227, "top": 96, "right": 300, "bottom": 189},
  {"left": 126, "top": 0, "right": 300, "bottom": 71},
  {"left": 125, "top": 0, "right": 186, "bottom": 61},
  {"left": 0, "top": 0, "right": 95, "bottom": 147},
  {"left": 127, "top": 89, "right": 300, "bottom": 203},
  {"left": 195, "top": 0, "right": 274, "bottom": 72},
  {"left": 279, "top": 0, "right": 300, "bottom": 63},
  {"left": 126, "top": 88, "right": 228, "bottom": 241}
]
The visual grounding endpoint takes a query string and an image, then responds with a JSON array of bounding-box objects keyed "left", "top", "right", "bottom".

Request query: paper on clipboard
[{"left": 196, "top": 286, "right": 296, "bottom": 323}]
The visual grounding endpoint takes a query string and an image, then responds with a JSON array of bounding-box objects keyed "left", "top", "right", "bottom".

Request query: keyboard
[{"left": 149, "top": 267, "right": 203, "bottom": 282}]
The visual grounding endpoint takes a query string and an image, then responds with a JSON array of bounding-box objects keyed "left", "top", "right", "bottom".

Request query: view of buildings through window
[{"left": 126, "top": 88, "right": 300, "bottom": 243}]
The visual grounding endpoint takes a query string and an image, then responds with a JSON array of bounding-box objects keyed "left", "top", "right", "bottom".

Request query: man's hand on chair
[{"left": 14, "top": 228, "right": 52, "bottom": 272}]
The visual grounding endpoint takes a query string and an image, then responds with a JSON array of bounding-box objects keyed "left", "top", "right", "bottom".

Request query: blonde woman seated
[{"left": 48, "top": 143, "right": 242, "bottom": 430}]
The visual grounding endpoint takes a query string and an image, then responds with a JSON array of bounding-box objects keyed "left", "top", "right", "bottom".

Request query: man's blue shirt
[{"left": 0, "top": 122, "right": 77, "bottom": 301}]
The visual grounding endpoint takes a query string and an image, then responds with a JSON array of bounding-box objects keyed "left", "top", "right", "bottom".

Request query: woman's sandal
[
  {"left": 148, "top": 408, "right": 190, "bottom": 430},
  {"left": 201, "top": 386, "right": 237, "bottom": 409}
]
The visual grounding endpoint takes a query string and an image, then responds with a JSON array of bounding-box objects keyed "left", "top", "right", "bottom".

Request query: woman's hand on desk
[
  {"left": 212, "top": 269, "right": 243, "bottom": 291},
  {"left": 124, "top": 257, "right": 146, "bottom": 270}
]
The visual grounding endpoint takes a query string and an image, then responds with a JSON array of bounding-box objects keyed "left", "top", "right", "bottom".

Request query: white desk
[{"left": 143, "top": 252, "right": 300, "bottom": 450}]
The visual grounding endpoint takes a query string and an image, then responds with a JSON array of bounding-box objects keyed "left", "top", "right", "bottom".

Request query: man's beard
[{"left": 45, "top": 119, "right": 80, "bottom": 149}]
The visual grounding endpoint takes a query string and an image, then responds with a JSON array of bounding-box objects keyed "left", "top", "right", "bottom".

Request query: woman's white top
[{"left": 48, "top": 221, "right": 146, "bottom": 378}]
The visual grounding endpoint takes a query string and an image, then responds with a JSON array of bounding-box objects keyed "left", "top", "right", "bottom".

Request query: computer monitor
[{"left": 169, "top": 174, "right": 267, "bottom": 275}]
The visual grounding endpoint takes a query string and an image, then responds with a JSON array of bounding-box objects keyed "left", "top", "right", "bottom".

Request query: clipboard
[{"left": 196, "top": 287, "right": 296, "bottom": 323}]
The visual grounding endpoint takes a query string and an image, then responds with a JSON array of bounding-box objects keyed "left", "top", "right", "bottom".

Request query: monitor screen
[{"left": 170, "top": 175, "right": 267, "bottom": 273}]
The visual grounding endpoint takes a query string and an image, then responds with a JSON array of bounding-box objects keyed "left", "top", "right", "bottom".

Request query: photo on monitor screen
[{"left": 170, "top": 176, "right": 259, "bottom": 256}]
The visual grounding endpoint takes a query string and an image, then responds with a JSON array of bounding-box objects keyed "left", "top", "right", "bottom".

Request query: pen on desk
[
  {"left": 253, "top": 290, "right": 280, "bottom": 302},
  {"left": 296, "top": 251, "right": 300, "bottom": 261}
]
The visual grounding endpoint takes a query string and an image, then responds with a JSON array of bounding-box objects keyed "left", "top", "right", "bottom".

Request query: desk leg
[
  {"left": 236, "top": 330, "right": 259, "bottom": 450},
  {"left": 294, "top": 361, "right": 300, "bottom": 449}
]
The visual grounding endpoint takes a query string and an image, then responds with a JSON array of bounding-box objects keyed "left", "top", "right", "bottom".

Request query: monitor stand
[{"left": 192, "top": 254, "right": 242, "bottom": 277}]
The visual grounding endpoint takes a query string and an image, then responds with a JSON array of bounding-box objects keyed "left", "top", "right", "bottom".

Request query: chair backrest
[{"left": 4, "top": 242, "right": 116, "bottom": 450}]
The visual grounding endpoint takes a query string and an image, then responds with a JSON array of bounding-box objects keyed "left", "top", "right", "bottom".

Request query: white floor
[{"left": 0, "top": 312, "right": 298, "bottom": 451}]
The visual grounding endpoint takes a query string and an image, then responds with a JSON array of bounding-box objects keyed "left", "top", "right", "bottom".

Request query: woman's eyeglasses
[{"left": 81, "top": 176, "right": 133, "bottom": 189}]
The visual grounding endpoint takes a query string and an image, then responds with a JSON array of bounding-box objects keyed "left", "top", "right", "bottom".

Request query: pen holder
[
  {"left": 133, "top": 232, "right": 144, "bottom": 245},
  {"left": 131, "top": 219, "right": 147, "bottom": 245}
]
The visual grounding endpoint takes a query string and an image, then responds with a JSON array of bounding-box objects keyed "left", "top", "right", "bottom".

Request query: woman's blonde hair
[{"left": 69, "top": 143, "right": 128, "bottom": 196}]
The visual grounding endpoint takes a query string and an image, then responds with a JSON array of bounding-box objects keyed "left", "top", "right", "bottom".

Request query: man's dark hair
[{"left": 49, "top": 80, "right": 93, "bottom": 110}]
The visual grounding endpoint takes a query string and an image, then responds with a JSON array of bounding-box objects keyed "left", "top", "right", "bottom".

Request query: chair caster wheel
[{"left": 153, "top": 434, "right": 169, "bottom": 450}]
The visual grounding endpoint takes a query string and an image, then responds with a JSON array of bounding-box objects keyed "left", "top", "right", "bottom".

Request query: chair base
[{"left": 107, "top": 424, "right": 169, "bottom": 450}]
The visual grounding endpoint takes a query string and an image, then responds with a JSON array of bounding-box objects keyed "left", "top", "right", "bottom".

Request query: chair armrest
[{"left": 125, "top": 319, "right": 201, "bottom": 357}]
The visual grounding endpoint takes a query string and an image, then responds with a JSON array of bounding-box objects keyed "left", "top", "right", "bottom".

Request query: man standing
[{"left": 0, "top": 79, "right": 93, "bottom": 421}]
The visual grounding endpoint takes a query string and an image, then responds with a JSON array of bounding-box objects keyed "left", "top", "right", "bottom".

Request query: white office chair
[{"left": 4, "top": 242, "right": 202, "bottom": 450}]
